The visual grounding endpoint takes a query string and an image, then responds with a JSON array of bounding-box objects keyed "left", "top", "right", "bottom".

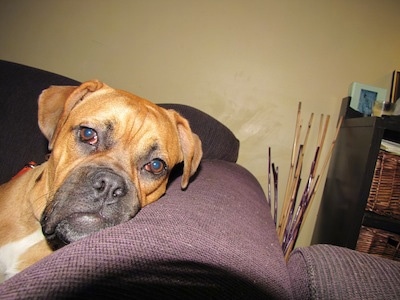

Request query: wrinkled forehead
[
  {"left": 74, "top": 89, "right": 150, "bottom": 118},
  {"left": 70, "top": 89, "right": 176, "bottom": 139}
]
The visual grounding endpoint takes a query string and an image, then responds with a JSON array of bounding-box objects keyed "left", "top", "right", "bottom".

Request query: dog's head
[{"left": 37, "top": 80, "right": 202, "bottom": 249}]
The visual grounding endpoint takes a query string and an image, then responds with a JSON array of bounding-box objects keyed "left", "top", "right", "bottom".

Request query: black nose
[{"left": 91, "top": 170, "right": 127, "bottom": 204}]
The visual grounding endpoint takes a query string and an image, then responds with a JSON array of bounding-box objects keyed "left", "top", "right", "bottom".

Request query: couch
[{"left": 0, "top": 60, "right": 399, "bottom": 299}]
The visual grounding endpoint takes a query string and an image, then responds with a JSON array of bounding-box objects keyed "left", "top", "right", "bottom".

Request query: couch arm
[
  {"left": 0, "top": 160, "right": 293, "bottom": 299},
  {"left": 287, "top": 244, "right": 400, "bottom": 299}
]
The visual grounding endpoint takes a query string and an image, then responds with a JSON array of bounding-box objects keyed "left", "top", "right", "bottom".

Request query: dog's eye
[
  {"left": 144, "top": 159, "right": 166, "bottom": 175},
  {"left": 79, "top": 127, "right": 98, "bottom": 145}
]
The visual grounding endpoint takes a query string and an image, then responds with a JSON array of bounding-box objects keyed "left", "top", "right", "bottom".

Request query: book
[{"left": 381, "top": 139, "right": 400, "bottom": 156}]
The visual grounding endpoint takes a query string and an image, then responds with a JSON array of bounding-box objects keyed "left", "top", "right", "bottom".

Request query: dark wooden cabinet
[{"left": 312, "top": 98, "right": 400, "bottom": 255}]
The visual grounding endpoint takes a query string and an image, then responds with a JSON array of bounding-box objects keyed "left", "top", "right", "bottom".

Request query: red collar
[{"left": 12, "top": 161, "right": 37, "bottom": 179}]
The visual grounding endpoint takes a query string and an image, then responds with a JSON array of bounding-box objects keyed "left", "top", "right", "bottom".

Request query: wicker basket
[
  {"left": 366, "top": 150, "right": 400, "bottom": 220},
  {"left": 356, "top": 226, "right": 400, "bottom": 261}
]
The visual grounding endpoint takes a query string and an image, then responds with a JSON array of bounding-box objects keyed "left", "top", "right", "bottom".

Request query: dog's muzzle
[{"left": 40, "top": 166, "right": 140, "bottom": 250}]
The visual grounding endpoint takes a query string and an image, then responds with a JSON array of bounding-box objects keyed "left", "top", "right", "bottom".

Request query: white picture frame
[{"left": 349, "top": 82, "right": 387, "bottom": 116}]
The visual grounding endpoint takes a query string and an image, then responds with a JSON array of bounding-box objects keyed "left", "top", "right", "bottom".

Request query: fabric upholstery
[
  {"left": 0, "top": 160, "right": 293, "bottom": 299},
  {"left": 0, "top": 60, "right": 80, "bottom": 184},
  {"left": 287, "top": 244, "right": 400, "bottom": 300}
]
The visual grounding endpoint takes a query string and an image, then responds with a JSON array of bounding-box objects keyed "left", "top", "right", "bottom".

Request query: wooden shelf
[
  {"left": 311, "top": 97, "right": 400, "bottom": 252},
  {"left": 362, "top": 211, "right": 400, "bottom": 235}
]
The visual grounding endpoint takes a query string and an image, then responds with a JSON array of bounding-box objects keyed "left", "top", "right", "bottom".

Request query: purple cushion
[
  {"left": 0, "top": 60, "right": 80, "bottom": 184},
  {"left": 0, "top": 160, "right": 292, "bottom": 299},
  {"left": 288, "top": 244, "right": 400, "bottom": 299}
]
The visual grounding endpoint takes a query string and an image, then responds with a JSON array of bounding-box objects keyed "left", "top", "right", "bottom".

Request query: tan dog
[{"left": 0, "top": 80, "right": 202, "bottom": 281}]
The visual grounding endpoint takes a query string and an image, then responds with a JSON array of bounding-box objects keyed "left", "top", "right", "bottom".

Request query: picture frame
[
  {"left": 389, "top": 70, "right": 400, "bottom": 104},
  {"left": 349, "top": 82, "right": 387, "bottom": 116}
]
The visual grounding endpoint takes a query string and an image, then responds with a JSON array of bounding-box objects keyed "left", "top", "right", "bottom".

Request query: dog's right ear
[
  {"left": 38, "top": 80, "right": 104, "bottom": 150},
  {"left": 38, "top": 85, "right": 77, "bottom": 145}
]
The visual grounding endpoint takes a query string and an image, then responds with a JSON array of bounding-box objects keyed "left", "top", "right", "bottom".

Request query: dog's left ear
[
  {"left": 169, "top": 111, "right": 203, "bottom": 189},
  {"left": 38, "top": 80, "right": 104, "bottom": 150}
]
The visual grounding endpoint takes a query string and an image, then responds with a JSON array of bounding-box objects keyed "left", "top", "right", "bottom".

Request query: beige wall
[{"left": 1, "top": 0, "right": 400, "bottom": 248}]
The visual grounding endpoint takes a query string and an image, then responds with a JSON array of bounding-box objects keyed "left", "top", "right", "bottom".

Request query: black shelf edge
[{"left": 362, "top": 211, "right": 400, "bottom": 235}]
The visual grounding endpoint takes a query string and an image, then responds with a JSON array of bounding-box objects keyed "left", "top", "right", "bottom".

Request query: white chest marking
[{"left": 0, "top": 229, "right": 44, "bottom": 282}]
